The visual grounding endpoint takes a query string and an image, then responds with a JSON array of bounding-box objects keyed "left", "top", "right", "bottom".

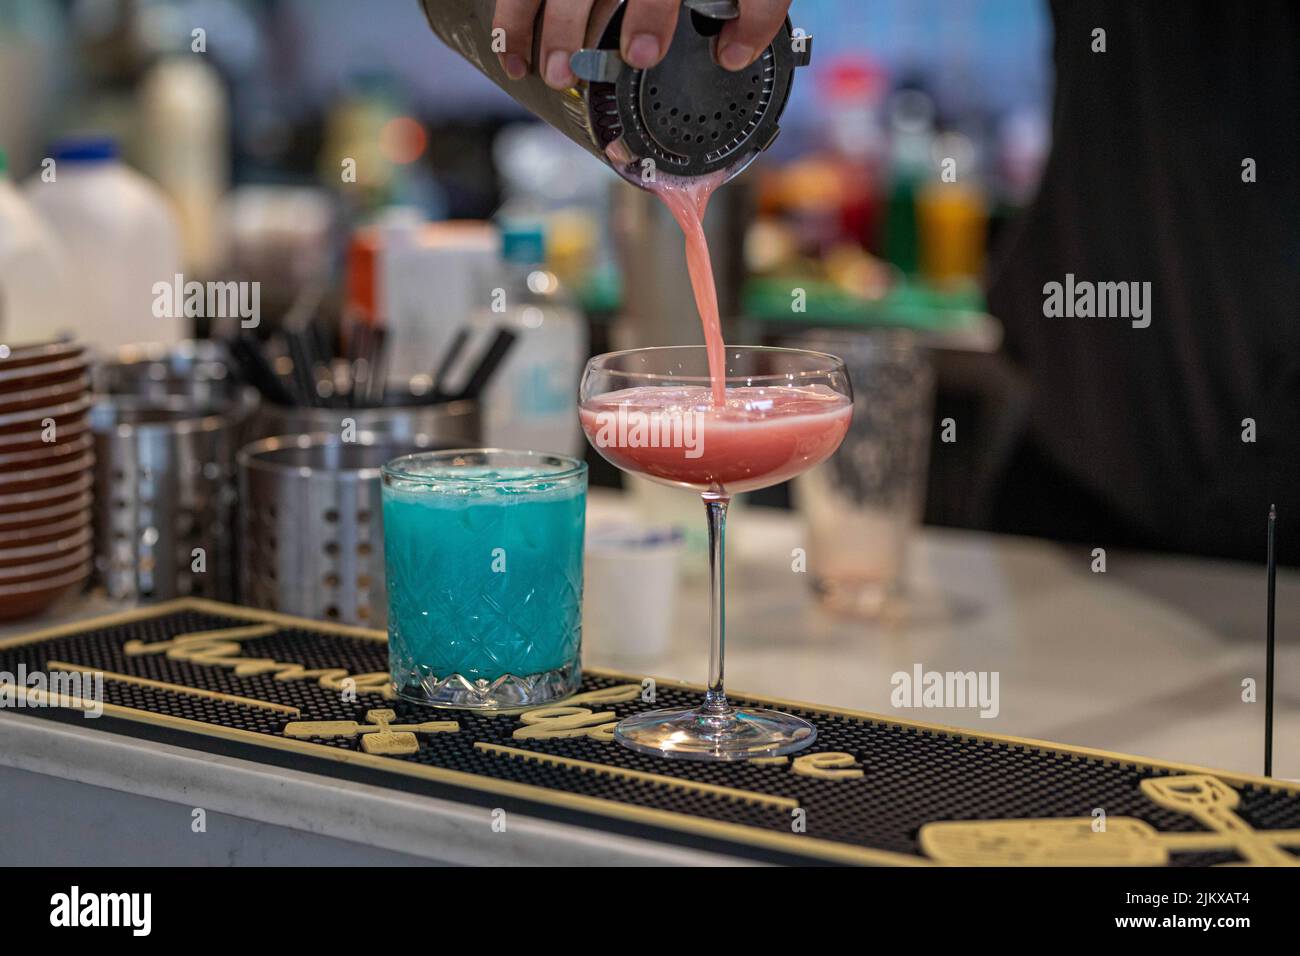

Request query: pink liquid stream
[
  {"left": 593, "top": 145, "right": 851, "bottom": 494},
  {"left": 647, "top": 168, "right": 730, "bottom": 405}
]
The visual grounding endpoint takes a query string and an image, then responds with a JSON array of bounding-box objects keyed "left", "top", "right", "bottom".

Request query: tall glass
[
  {"left": 579, "top": 346, "right": 852, "bottom": 760},
  {"left": 789, "top": 331, "right": 934, "bottom": 618},
  {"left": 382, "top": 449, "right": 587, "bottom": 709}
]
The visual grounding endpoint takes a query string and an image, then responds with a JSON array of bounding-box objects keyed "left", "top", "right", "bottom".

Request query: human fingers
[
  {"left": 620, "top": 0, "right": 681, "bottom": 70},
  {"left": 716, "top": 0, "right": 791, "bottom": 71},
  {"left": 538, "top": 0, "right": 597, "bottom": 88},
  {"left": 492, "top": 0, "right": 543, "bottom": 79}
]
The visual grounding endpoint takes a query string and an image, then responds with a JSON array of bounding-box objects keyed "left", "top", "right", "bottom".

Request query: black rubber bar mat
[{"left": 2, "top": 598, "right": 1297, "bottom": 866}]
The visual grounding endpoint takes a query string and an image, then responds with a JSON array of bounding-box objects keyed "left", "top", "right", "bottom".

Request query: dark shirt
[{"left": 988, "top": 0, "right": 1300, "bottom": 561}]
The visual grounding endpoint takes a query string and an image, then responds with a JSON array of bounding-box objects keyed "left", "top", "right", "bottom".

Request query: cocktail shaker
[{"left": 420, "top": 0, "right": 811, "bottom": 186}]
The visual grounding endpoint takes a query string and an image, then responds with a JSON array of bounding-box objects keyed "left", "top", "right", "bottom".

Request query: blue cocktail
[{"left": 382, "top": 449, "right": 587, "bottom": 709}]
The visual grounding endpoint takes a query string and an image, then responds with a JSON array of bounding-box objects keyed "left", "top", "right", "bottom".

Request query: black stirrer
[
  {"left": 229, "top": 334, "right": 296, "bottom": 406},
  {"left": 1265, "top": 504, "right": 1277, "bottom": 777},
  {"left": 283, "top": 329, "right": 319, "bottom": 407},
  {"left": 430, "top": 327, "right": 470, "bottom": 402},
  {"left": 454, "top": 328, "right": 518, "bottom": 402},
  {"left": 365, "top": 326, "right": 389, "bottom": 406}
]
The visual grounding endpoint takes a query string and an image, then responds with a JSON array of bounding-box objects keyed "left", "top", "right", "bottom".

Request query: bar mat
[{"left": 2, "top": 599, "right": 1297, "bottom": 866}]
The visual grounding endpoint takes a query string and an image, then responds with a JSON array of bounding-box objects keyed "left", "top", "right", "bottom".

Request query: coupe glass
[{"left": 579, "top": 346, "right": 852, "bottom": 760}]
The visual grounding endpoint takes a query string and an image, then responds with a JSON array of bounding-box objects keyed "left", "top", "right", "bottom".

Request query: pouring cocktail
[{"left": 580, "top": 346, "right": 852, "bottom": 760}]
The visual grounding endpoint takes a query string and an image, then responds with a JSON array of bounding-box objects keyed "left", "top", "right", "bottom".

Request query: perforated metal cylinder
[
  {"left": 237, "top": 434, "right": 449, "bottom": 627},
  {"left": 89, "top": 397, "right": 240, "bottom": 602},
  {"left": 249, "top": 398, "right": 480, "bottom": 448}
]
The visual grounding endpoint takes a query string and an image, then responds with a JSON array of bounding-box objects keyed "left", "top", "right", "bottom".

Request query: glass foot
[
  {"left": 613, "top": 705, "right": 817, "bottom": 761},
  {"left": 393, "top": 658, "right": 581, "bottom": 710}
]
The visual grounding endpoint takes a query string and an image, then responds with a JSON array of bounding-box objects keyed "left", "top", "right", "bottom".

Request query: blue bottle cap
[
  {"left": 500, "top": 221, "right": 546, "bottom": 265},
  {"left": 51, "top": 136, "right": 119, "bottom": 163}
]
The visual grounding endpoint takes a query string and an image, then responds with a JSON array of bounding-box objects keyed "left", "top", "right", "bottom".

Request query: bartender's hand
[{"left": 494, "top": 0, "right": 794, "bottom": 89}]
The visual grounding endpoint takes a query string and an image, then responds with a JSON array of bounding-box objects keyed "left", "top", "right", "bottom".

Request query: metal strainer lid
[{"left": 573, "top": 1, "right": 812, "bottom": 179}]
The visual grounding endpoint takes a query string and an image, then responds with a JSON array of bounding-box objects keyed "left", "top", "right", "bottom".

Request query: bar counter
[{"left": 1, "top": 490, "right": 1295, "bottom": 865}]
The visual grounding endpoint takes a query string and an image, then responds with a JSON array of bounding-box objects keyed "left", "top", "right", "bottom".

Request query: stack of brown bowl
[{"left": 0, "top": 339, "right": 94, "bottom": 620}]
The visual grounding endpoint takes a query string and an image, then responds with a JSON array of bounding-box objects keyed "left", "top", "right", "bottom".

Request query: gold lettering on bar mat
[
  {"left": 921, "top": 775, "right": 1300, "bottom": 866},
  {"left": 123, "top": 624, "right": 395, "bottom": 699},
  {"left": 46, "top": 660, "right": 300, "bottom": 716},
  {"left": 284, "top": 709, "right": 458, "bottom": 756}
]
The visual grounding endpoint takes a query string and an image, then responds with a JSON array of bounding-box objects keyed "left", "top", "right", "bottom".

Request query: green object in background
[
  {"left": 884, "top": 174, "right": 920, "bottom": 274},
  {"left": 0, "top": 149, "right": 7, "bottom": 176},
  {"left": 743, "top": 274, "right": 985, "bottom": 335},
  {"left": 578, "top": 261, "right": 622, "bottom": 315}
]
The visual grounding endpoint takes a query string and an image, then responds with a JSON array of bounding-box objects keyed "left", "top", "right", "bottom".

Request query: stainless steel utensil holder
[
  {"left": 90, "top": 396, "right": 241, "bottom": 601},
  {"left": 238, "top": 433, "right": 444, "bottom": 626},
  {"left": 251, "top": 396, "right": 480, "bottom": 447}
]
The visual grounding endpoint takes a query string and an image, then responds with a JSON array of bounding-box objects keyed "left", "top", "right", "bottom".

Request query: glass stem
[{"left": 702, "top": 492, "right": 730, "bottom": 715}]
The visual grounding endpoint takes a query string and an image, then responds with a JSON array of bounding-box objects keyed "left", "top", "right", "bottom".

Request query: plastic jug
[
  {"left": 0, "top": 148, "right": 75, "bottom": 345},
  {"left": 25, "top": 137, "right": 184, "bottom": 352}
]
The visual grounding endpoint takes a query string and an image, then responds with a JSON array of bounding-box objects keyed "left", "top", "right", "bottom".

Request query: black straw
[
  {"left": 455, "top": 328, "right": 518, "bottom": 401},
  {"left": 283, "top": 329, "right": 318, "bottom": 407},
  {"left": 365, "top": 326, "right": 389, "bottom": 406},
  {"left": 229, "top": 333, "right": 295, "bottom": 406},
  {"left": 430, "top": 328, "right": 471, "bottom": 402},
  {"left": 1265, "top": 504, "right": 1277, "bottom": 777}
]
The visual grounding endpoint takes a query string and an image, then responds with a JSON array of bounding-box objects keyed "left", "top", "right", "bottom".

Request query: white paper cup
[{"left": 583, "top": 523, "right": 684, "bottom": 667}]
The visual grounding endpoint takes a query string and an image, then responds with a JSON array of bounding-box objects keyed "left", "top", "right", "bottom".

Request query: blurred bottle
[
  {"left": 221, "top": 185, "right": 336, "bottom": 332},
  {"left": 0, "top": 148, "right": 76, "bottom": 344},
  {"left": 318, "top": 72, "right": 444, "bottom": 218},
  {"left": 882, "top": 89, "right": 935, "bottom": 274},
  {"left": 475, "top": 221, "right": 585, "bottom": 457},
  {"left": 916, "top": 132, "right": 988, "bottom": 285},
  {"left": 319, "top": 72, "right": 400, "bottom": 211},
  {"left": 820, "top": 57, "right": 888, "bottom": 252},
  {"left": 25, "top": 136, "right": 183, "bottom": 351},
  {"left": 138, "top": 54, "right": 229, "bottom": 276},
  {"left": 494, "top": 123, "right": 608, "bottom": 300}
]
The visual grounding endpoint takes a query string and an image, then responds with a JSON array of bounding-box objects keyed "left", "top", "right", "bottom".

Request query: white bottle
[
  {"left": 138, "top": 55, "right": 229, "bottom": 275},
  {"left": 475, "top": 222, "right": 586, "bottom": 457},
  {"left": 0, "top": 149, "right": 76, "bottom": 345},
  {"left": 25, "top": 137, "right": 184, "bottom": 353}
]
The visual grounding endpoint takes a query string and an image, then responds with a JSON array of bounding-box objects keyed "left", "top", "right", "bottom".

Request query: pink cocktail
[
  {"left": 580, "top": 384, "right": 852, "bottom": 494},
  {"left": 579, "top": 346, "right": 853, "bottom": 760}
]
